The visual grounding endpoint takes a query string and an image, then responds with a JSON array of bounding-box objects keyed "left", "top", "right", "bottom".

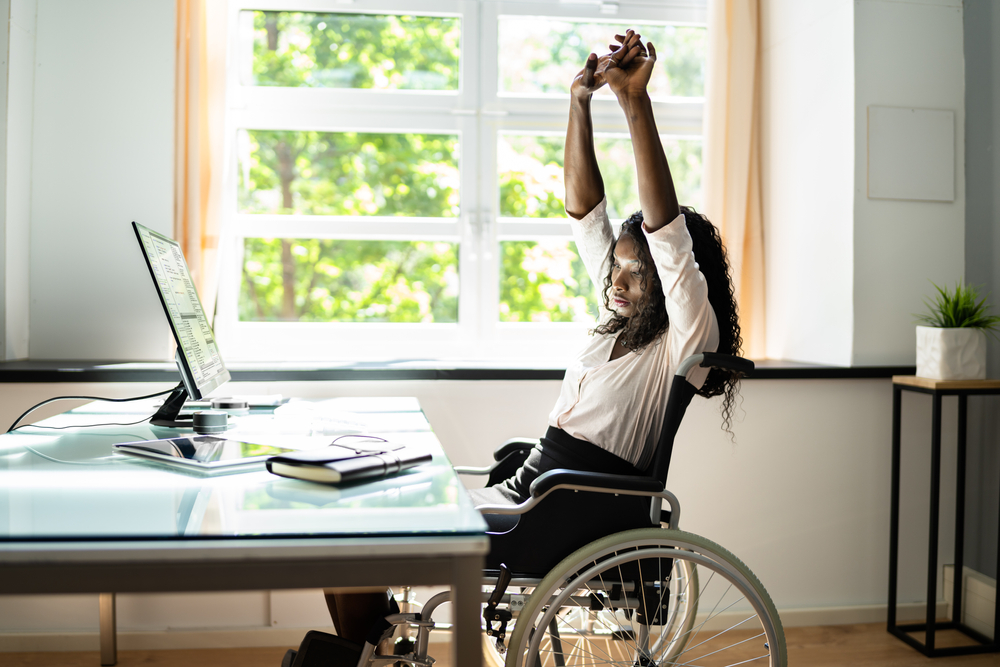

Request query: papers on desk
[
  {"left": 272, "top": 400, "right": 369, "bottom": 434},
  {"left": 264, "top": 399, "right": 429, "bottom": 435}
]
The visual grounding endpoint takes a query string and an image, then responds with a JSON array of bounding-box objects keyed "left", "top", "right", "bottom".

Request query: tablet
[{"left": 114, "top": 436, "right": 298, "bottom": 475}]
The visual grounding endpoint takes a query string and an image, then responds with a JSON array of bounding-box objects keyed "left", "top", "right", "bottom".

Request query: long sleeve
[
  {"left": 644, "top": 217, "right": 720, "bottom": 388},
  {"left": 569, "top": 197, "right": 615, "bottom": 320},
  {"left": 550, "top": 198, "right": 720, "bottom": 469}
]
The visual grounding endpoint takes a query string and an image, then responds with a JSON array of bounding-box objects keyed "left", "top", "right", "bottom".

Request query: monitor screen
[{"left": 133, "top": 222, "right": 230, "bottom": 424}]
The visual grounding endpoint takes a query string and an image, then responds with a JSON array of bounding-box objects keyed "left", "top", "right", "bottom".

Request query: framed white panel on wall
[{"left": 868, "top": 105, "right": 955, "bottom": 202}]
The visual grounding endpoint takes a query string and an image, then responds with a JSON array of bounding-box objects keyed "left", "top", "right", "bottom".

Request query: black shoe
[{"left": 285, "top": 631, "right": 362, "bottom": 667}]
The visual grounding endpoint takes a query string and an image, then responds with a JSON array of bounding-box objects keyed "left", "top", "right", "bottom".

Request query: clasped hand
[{"left": 570, "top": 29, "right": 657, "bottom": 103}]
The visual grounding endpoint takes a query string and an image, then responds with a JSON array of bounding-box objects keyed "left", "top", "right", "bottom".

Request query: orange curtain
[
  {"left": 175, "top": 0, "right": 226, "bottom": 322},
  {"left": 703, "top": 0, "right": 765, "bottom": 358}
]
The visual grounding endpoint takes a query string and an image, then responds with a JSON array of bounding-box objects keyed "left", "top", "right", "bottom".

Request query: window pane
[
  {"left": 239, "top": 130, "right": 460, "bottom": 217},
  {"left": 498, "top": 18, "right": 706, "bottom": 99},
  {"left": 498, "top": 134, "right": 702, "bottom": 219},
  {"left": 248, "top": 11, "right": 460, "bottom": 90},
  {"left": 241, "top": 239, "right": 459, "bottom": 323},
  {"left": 499, "top": 240, "right": 598, "bottom": 323},
  {"left": 498, "top": 135, "right": 566, "bottom": 219}
]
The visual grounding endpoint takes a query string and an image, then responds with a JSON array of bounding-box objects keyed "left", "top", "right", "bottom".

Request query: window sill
[{"left": 0, "top": 358, "right": 916, "bottom": 383}]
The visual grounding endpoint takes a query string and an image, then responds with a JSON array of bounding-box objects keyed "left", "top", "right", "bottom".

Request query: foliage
[
  {"left": 500, "top": 241, "right": 597, "bottom": 323},
  {"left": 251, "top": 11, "right": 459, "bottom": 90},
  {"left": 242, "top": 239, "right": 458, "bottom": 323},
  {"left": 498, "top": 135, "right": 567, "bottom": 219},
  {"left": 498, "top": 134, "right": 702, "bottom": 219},
  {"left": 916, "top": 281, "right": 1000, "bottom": 336},
  {"left": 238, "top": 11, "right": 705, "bottom": 325},
  {"left": 498, "top": 18, "right": 706, "bottom": 99},
  {"left": 240, "top": 130, "right": 459, "bottom": 217}
]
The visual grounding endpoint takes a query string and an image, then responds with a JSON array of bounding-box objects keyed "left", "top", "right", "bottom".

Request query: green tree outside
[
  {"left": 500, "top": 240, "right": 597, "bottom": 323},
  {"left": 240, "top": 130, "right": 459, "bottom": 217},
  {"left": 251, "top": 11, "right": 459, "bottom": 90},
  {"left": 242, "top": 238, "right": 458, "bottom": 323},
  {"left": 498, "top": 18, "right": 706, "bottom": 99}
]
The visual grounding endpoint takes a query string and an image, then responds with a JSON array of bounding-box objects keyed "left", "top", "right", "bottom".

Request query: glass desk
[{"left": 0, "top": 397, "right": 489, "bottom": 666}]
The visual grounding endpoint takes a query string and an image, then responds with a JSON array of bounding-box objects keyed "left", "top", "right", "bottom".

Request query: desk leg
[
  {"left": 925, "top": 393, "right": 943, "bottom": 652},
  {"left": 452, "top": 555, "right": 483, "bottom": 667},
  {"left": 99, "top": 592, "right": 117, "bottom": 666}
]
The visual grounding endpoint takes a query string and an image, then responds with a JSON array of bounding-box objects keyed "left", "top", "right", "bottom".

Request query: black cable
[
  {"left": 12, "top": 417, "right": 157, "bottom": 433},
  {"left": 7, "top": 388, "right": 177, "bottom": 433}
]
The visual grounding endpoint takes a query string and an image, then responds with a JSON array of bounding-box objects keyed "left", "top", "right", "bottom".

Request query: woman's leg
[
  {"left": 322, "top": 588, "right": 394, "bottom": 646},
  {"left": 468, "top": 428, "right": 653, "bottom": 573}
]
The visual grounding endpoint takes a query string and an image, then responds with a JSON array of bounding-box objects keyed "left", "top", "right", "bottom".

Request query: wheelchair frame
[{"left": 347, "top": 354, "right": 786, "bottom": 667}]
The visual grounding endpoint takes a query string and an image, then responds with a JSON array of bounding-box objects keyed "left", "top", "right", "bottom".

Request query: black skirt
[{"left": 467, "top": 427, "right": 655, "bottom": 573}]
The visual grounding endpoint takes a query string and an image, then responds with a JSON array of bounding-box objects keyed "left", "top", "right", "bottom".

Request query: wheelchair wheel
[
  {"left": 503, "top": 528, "right": 786, "bottom": 667},
  {"left": 482, "top": 558, "right": 696, "bottom": 667}
]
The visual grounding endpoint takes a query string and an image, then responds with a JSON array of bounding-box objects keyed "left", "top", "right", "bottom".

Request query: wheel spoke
[
  {"left": 669, "top": 595, "right": 754, "bottom": 658},
  {"left": 672, "top": 618, "right": 764, "bottom": 662}
]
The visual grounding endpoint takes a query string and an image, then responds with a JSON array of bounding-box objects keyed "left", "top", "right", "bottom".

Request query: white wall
[
  {"left": 763, "top": 0, "right": 967, "bottom": 366},
  {"left": 761, "top": 0, "right": 855, "bottom": 365},
  {"left": 27, "top": 0, "right": 174, "bottom": 360},
  {"left": 852, "top": 0, "right": 966, "bottom": 365},
  {"left": 0, "top": 0, "right": 35, "bottom": 361}
]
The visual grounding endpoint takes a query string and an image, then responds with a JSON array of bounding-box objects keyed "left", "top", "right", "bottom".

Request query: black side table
[{"left": 889, "top": 375, "right": 1000, "bottom": 656}]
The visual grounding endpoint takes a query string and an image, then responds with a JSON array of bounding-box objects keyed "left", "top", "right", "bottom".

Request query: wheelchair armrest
[
  {"left": 528, "top": 468, "right": 663, "bottom": 498},
  {"left": 454, "top": 438, "right": 539, "bottom": 479},
  {"left": 475, "top": 470, "right": 680, "bottom": 528},
  {"left": 494, "top": 437, "right": 539, "bottom": 461},
  {"left": 453, "top": 465, "right": 492, "bottom": 475}
]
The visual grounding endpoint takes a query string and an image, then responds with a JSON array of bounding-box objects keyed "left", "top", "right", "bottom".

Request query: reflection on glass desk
[
  {"left": 0, "top": 397, "right": 486, "bottom": 541},
  {"left": 0, "top": 396, "right": 488, "bottom": 667}
]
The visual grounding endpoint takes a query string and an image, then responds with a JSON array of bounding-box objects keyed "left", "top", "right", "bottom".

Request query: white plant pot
[{"left": 915, "top": 326, "right": 987, "bottom": 380}]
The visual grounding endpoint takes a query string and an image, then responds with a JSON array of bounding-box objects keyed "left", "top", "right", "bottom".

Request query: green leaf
[{"left": 914, "top": 280, "right": 1000, "bottom": 340}]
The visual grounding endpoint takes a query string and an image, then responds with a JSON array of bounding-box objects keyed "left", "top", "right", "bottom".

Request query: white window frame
[{"left": 214, "top": 0, "right": 707, "bottom": 362}]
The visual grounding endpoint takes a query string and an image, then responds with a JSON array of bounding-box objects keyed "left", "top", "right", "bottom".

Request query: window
[{"left": 215, "top": 0, "right": 707, "bottom": 361}]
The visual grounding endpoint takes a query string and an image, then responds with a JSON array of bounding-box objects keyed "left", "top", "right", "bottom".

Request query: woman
[
  {"left": 321, "top": 30, "right": 742, "bottom": 649},
  {"left": 466, "top": 30, "right": 742, "bottom": 572}
]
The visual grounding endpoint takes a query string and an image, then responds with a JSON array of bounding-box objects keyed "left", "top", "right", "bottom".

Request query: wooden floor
[{"left": 3, "top": 624, "right": 998, "bottom": 666}]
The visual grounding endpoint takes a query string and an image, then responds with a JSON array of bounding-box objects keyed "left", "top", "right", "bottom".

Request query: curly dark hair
[{"left": 593, "top": 207, "right": 744, "bottom": 431}]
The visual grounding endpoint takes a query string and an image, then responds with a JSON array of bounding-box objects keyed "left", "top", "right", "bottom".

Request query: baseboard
[
  {"left": 690, "top": 601, "right": 948, "bottom": 632},
  {"left": 770, "top": 601, "right": 948, "bottom": 628},
  {"left": 0, "top": 627, "right": 453, "bottom": 653}
]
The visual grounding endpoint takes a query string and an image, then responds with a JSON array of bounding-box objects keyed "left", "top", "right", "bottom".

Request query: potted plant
[{"left": 915, "top": 281, "right": 1000, "bottom": 380}]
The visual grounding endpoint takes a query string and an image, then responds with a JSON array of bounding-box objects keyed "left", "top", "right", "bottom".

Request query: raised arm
[
  {"left": 604, "top": 33, "right": 679, "bottom": 230},
  {"left": 564, "top": 54, "right": 605, "bottom": 219}
]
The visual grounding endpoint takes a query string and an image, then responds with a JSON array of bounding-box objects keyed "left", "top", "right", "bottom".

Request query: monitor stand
[{"left": 150, "top": 382, "right": 195, "bottom": 428}]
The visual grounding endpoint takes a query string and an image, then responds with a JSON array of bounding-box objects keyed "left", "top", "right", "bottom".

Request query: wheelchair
[{"left": 292, "top": 353, "right": 787, "bottom": 667}]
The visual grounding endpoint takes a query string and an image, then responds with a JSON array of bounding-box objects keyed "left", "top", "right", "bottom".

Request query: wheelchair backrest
[
  {"left": 644, "top": 353, "right": 754, "bottom": 485},
  {"left": 644, "top": 376, "right": 697, "bottom": 485}
]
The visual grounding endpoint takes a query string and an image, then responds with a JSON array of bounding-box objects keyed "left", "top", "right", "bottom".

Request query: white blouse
[{"left": 547, "top": 197, "right": 720, "bottom": 470}]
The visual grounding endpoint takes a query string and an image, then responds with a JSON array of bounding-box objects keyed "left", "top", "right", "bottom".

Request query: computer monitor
[{"left": 132, "top": 221, "right": 231, "bottom": 427}]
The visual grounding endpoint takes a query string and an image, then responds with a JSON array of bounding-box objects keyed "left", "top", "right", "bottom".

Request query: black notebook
[{"left": 265, "top": 441, "right": 432, "bottom": 485}]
